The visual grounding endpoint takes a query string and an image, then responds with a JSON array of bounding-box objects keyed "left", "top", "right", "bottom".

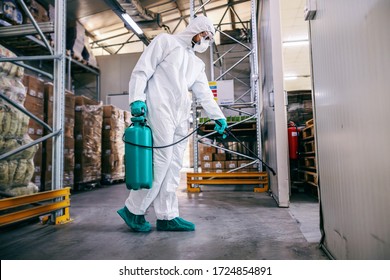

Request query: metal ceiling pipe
[
  {"left": 136, "top": 14, "right": 162, "bottom": 30},
  {"left": 118, "top": 0, "right": 157, "bottom": 21}
]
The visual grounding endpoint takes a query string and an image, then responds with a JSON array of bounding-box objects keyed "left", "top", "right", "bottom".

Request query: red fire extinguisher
[{"left": 288, "top": 121, "right": 299, "bottom": 160}]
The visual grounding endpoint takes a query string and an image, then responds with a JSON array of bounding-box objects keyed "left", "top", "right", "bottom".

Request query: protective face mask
[{"left": 193, "top": 37, "right": 210, "bottom": 53}]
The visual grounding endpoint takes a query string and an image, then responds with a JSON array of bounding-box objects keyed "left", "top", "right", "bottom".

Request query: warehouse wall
[
  {"left": 310, "top": 0, "right": 390, "bottom": 259},
  {"left": 258, "top": 0, "right": 289, "bottom": 207},
  {"left": 96, "top": 53, "right": 141, "bottom": 105}
]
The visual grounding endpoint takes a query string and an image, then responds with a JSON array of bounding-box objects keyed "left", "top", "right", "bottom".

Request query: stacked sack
[
  {"left": 0, "top": 45, "right": 39, "bottom": 196},
  {"left": 0, "top": 0, "right": 23, "bottom": 24}
]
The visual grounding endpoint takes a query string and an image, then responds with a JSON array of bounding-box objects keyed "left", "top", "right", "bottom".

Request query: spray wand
[{"left": 215, "top": 120, "right": 276, "bottom": 176}]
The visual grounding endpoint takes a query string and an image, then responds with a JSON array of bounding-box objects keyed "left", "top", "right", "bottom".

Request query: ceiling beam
[
  {"left": 174, "top": 0, "right": 189, "bottom": 26},
  {"left": 194, "top": 0, "right": 212, "bottom": 15},
  {"left": 85, "top": 30, "right": 116, "bottom": 54},
  {"left": 163, "top": 0, "right": 249, "bottom": 24},
  {"left": 90, "top": 31, "right": 130, "bottom": 44},
  {"left": 228, "top": 0, "right": 236, "bottom": 30},
  {"left": 91, "top": 38, "right": 142, "bottom": 50},
  {"left": 145, "top": 0, "right": 175, "bottom": 10},
  {"left": 229, "top": 3, "right": 249, "bottom": 32},
  {"left": 115, "top": 33, "right": 136, "bottom": 53}
]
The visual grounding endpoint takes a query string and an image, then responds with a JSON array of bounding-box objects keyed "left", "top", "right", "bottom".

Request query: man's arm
[
  {"left": 128, "top": 34, "right": 170, "bottom": 104},
  {"left": 191, "top": 68, "right": 225, "bottom": 120}
]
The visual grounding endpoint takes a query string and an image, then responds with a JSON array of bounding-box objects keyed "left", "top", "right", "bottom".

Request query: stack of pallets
[{"left": 299, "top": 119, "right": 318, "bottom": 197}]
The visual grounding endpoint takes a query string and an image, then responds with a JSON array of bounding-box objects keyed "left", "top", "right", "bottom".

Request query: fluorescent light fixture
[
  {"left": 284, "top": 76, "right": 298, "bottom": 80},
  {"left": 283, "top": 40, "right": 309, "bottom": 47},
  {"left": 121, "top": 13, "right": 143, "bottom": 35}
]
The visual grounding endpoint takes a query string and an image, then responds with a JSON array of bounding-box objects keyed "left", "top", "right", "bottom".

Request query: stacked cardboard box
[
  {"left": 198, "top": 144, "right": 258, "bottom": 173},
  {"left": 101, "top": 105, "right": 126, "bottom": 183},
  {"left": 236, "top": 160, "right": 259, "bottom": 172},
  {"left": 22, "top": 74, "right": 44, "bottom": 189},
  {"left": 74, "top": 95, "right": 102, "bottom": 184},
  {"left": 287, "top": 91, "right": 313, "bottom": 127},
  {"left": 199, "top": 146, "right": 226, "bottom": 173},
  {"left": 43, "top": 83, "right": 75, "bottom": 190},
  {"left": 66, "top": 20, "right": 85, "bottom": 60}
]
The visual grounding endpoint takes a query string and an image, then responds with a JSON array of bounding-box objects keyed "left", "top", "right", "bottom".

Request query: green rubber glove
[
  {"left": 130, "top": 100, "right": 147, "bottom": 116},
  {"left": 214, "top": 118, "right": 228, "bottom": 139}
]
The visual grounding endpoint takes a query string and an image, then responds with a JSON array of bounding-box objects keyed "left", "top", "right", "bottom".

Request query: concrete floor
[{"left": 0, "top": 171, "right": 328, "bottom": 260}]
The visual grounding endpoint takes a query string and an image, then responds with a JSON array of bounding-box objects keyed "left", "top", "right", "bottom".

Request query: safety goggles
[{"left": 200, "top": 31, "right": 214, "bottom": 42}]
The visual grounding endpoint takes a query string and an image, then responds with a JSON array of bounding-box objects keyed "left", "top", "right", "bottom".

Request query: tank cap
[{"left": 131, "top": 116, "right": 146, "bottom": 123}]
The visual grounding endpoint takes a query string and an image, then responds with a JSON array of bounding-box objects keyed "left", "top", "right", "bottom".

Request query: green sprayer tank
[{"left": 124, "top": 116, "right": 153, "bottom": 190}]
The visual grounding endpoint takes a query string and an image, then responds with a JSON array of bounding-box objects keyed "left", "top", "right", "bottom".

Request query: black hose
[
  {"left": 122, "top": 119, "right": 213, "bottom": 149},
  {"left": 122, "top": 118, "right": 276, "bottom": 176},
  {"left": 224, "top": 128, "right": 276, "bottom": 176}
]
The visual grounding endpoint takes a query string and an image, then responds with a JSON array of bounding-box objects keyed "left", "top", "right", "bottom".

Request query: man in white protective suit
[{"left": 117, "top": 16, "right": 227, "bottom": 232}]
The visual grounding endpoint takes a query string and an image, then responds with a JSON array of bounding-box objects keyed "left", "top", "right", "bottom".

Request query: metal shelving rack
[
  {"left": 190, "top": 0, "right": 263, "bottom": 175},
  {"left": 0, "top": 0, "right": 68, "bottom": 223},
  {"left": 66, "top": 56, "right": 100, "bottom": 100},
  {"left": 0, "top": 19, "right": 100, "bottom": 100}
]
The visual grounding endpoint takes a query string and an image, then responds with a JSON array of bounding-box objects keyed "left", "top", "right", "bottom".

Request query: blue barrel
[{"left": 124, "top": 117, "right": 153, "bottom": 190}]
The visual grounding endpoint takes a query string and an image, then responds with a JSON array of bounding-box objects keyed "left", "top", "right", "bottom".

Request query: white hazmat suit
[{"left": 123, "top": 16, "right": 225, "bottom": 229}]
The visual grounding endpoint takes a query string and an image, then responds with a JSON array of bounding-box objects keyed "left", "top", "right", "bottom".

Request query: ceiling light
[
  {"left": 284, "top": 76, "right": 298, "bottom": 80},
  {"left": 282, "top": 40, "right": 309, "bottom": 47},
  {"left": 121, "top": 13, "right": 143, "bottom": 35}
]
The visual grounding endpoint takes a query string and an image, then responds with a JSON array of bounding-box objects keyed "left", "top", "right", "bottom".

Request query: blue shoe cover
[
  {"left": 117, "top": 207, "right": 151, "bottom": 232},
  {"left": 156, "top": 217, "right": 195, "bottom": 231}
]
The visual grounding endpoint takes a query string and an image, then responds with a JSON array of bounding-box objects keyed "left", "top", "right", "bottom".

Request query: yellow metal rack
[
  {"left": 187, "top": 172, "right": 268, "bottom": 193},
  {"left": 0, "top": 187, "right": 71, "bottom": 227}
]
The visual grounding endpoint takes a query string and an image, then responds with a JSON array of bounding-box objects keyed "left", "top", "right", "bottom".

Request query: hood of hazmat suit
[
  {"left": 174, "top": 16, "right": 215, "bottom": 49},
  {"left": 126, "top": 16, "right": 225, "bottom": 221}
]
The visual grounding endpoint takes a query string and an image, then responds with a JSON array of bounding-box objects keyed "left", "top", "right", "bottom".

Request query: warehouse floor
[{"left": 0, "top": 170, "right": 328, "bottom": 260}]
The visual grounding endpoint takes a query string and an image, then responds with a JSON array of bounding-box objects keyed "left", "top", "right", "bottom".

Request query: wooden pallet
[
  {"left": 186, "top": 172, "right": 268, "bottom": 193},
  {"left": 302, "top": 124, "right": 314, "bottom": 140},
  {"left": 304, "top": 171, "right": 318, "bottom": 186},
  {"left": 303, "top": 140, "right": 315, "bottom": 153},
  {"left": 305, "top": 119, "right": 314, "bottom": 127},
  {"left": 304, "top": 156, "right": 316, "bottom": 170},
  {"left": 101, "top": 177, "right": 125, "bottom": 185},
  {"left": 74, "top": 180, "right": 101, "bottom": 191},
  {"left": 297, "top": 170, "right": 306, "bottom": 181}
]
